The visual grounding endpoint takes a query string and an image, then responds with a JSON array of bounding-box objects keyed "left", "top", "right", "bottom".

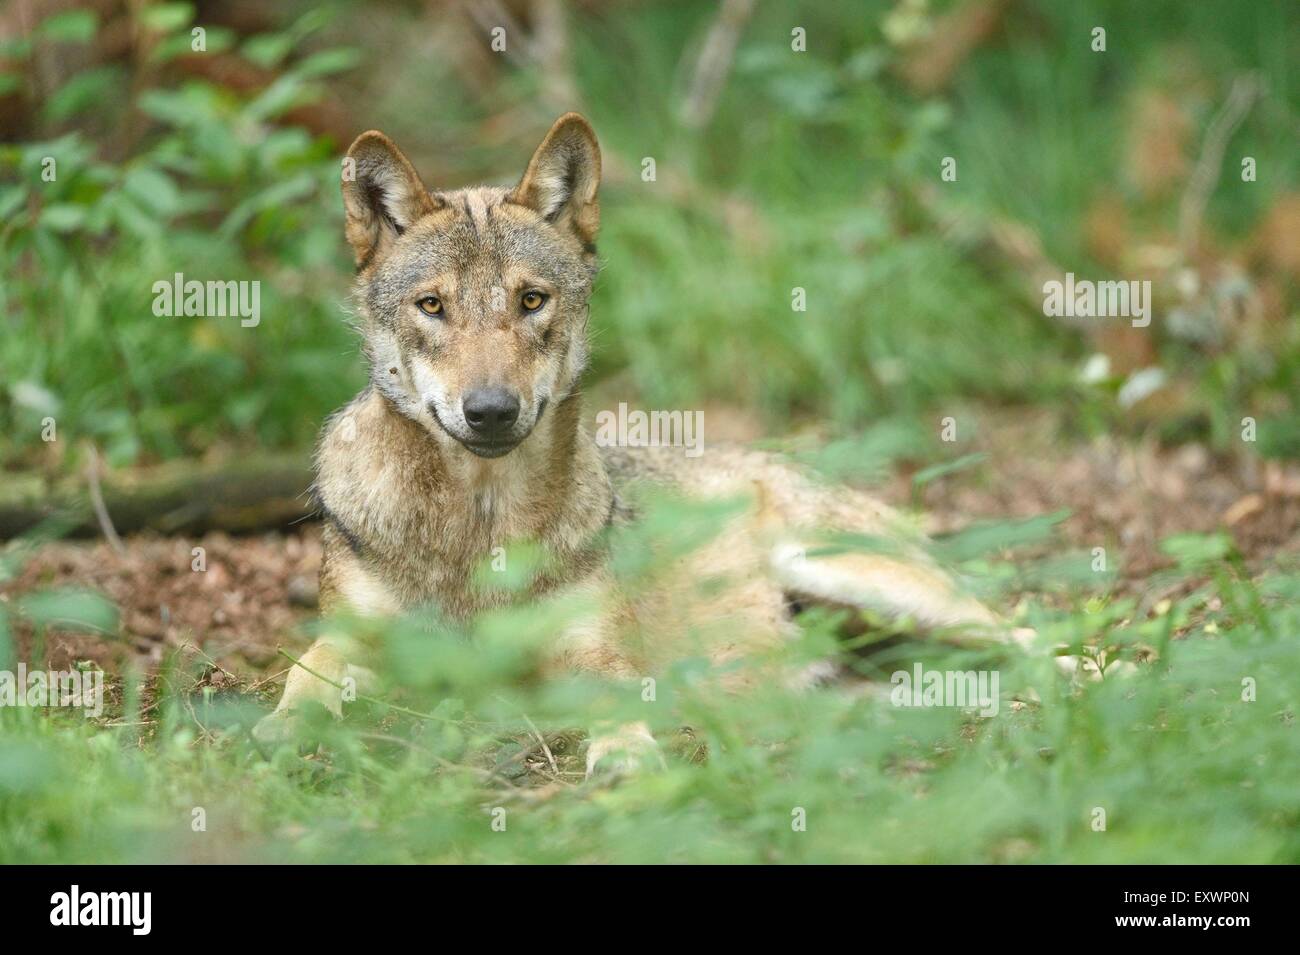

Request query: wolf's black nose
[{"left": 463, "top": 387, "right": 520, "bottom": 437}]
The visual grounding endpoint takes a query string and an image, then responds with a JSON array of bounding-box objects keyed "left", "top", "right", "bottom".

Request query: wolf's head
[{"left": 341, "top": 114, "right": 600, "bottom": 459}]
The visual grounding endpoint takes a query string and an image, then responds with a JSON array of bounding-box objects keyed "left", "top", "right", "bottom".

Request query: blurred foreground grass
[{"left": 1, "top": 506, "right": 1297, "bottom": 864}]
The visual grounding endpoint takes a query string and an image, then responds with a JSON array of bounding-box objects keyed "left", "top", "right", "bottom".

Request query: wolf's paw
[
  {"left": 252, "top": 702, "right": 337, "bottom": 749},
  {"left": 584, "top": 723, "right": 665, "bottom": 781},
  {"left": 252, "top": 708, "right": 300, "bottom": 747}
]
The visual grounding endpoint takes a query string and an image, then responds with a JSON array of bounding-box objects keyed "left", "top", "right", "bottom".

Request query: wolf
[{"left": 254, "top": 113, "right": 1038, "bottom": 773}]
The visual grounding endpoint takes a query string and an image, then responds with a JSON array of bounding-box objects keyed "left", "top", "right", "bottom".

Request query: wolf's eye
[
  {"left": 416, "top": 296, "right": 443, "bottom": 317},
  {"left": 521, "top": 290, "right": 547, "bottom": 312}
]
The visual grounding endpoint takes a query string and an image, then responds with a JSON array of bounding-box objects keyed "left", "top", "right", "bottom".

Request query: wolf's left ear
[
  {"left": 510, "top": 113, "right": 601, "bottom": 245},
  {"left": 342, "top": 131, "right": 438, "bottom": 267}
]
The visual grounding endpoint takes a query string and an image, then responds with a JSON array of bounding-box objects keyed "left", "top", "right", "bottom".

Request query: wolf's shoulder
[
  {"left": 313, "top": 388, "right": 440, "bottom": 519},
  {"left": 598, "top": 443, "right": 803, "bottom": 497},
  {"left": 315, "top": 388, "right": 423, "bottom": 466}
]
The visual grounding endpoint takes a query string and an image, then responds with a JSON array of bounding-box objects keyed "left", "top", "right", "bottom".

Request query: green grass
[{"left": 2, "top": 530, "right": 1297, "bottom": 864}]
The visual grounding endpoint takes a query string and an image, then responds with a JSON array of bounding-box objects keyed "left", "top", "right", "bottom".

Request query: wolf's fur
[{"left": 256, "top": 114, "right": 1021, "bottom": 771}]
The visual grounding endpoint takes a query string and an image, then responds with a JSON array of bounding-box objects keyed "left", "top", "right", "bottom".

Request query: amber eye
[
  {"left": 416, "top": 296, "right": 443, "bottom": 317},
  {"left": 521, "top": 290, "right": 547, "bottom": 312}
]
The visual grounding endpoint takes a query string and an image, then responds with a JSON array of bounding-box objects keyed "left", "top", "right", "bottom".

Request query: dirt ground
[
  {"left": 5, "top": 530, "right": 322, "bottom": 691},
  {"left": 890, "top": 412, "right": 1300, "bottom": 581},
  {"left": 4, "top": 414, "right": 1297, "bottom": 693}
]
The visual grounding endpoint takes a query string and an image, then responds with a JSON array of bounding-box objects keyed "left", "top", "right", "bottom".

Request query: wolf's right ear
[{"left": 341, "top": 131, "right": 438, "bottom": 267}]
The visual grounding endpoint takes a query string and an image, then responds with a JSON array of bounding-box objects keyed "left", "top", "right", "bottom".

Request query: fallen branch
[{"left": 0, "top": 452, "right": 315, "bottom": 541}]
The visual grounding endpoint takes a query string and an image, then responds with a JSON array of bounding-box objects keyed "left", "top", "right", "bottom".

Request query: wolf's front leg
[
  {"left": 542, "top": 578, "right": 668, "bottom": 779},
  {"left": 584, "top": 720, "right": 665, "bottom": 779},
  {"left": 253, "top": 633, "right": 378, "bottom": 744}
]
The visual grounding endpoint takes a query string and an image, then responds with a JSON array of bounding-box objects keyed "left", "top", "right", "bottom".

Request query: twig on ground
[
  {"left": 495, "top": 693, "right": 558, "bottom": 776},
  {"left": 184, "top": 643, "right": 238, "bottom": 681},
  {"left": 85, "top": 445, "right": 126, "bottom": 554},
  {"left": 358, "top": 732, "right": 500, "bottom": 781},
  {"left": 1179, "top": 73, "right": 1261, "bottom": 261},
  {"left": 247, "top": 665, "right": 293, "bottom": 692},
  {"left": 678, "top": 0, "right": 757, "bottom": 130}
]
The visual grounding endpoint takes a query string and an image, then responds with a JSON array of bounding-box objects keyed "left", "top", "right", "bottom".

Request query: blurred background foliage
[{"left": 1, "top": 0, "right": 1296, "bottom": 472}]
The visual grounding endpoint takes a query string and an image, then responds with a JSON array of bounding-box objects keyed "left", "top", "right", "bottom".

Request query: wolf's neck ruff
[
  {"left": 373, "top": 374, "right": 598, "bottom": 514},
  {"left": 312, "top": 377, "right": 613, "bottom": 618}
]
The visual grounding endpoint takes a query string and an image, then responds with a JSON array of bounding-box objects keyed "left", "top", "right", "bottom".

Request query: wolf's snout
[{"left": 463, "top": 387, "right": 521, "bottom": 438}]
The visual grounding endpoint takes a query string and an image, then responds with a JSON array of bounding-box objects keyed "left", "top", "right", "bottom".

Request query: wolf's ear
[
  {"left": 510, "top": 113, "right": 601, "bottom": 245},
  {"left": 341, "top": 131, "right": 438, "bottom": 266}
]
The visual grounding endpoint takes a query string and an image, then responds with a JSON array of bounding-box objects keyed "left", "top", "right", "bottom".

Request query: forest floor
[{"left": 6, "top": 410, "right": 1297, "bottom": 703}]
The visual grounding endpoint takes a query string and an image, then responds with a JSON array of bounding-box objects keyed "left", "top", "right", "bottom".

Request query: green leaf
[
  {"left": 1159, "top": 532, "right": 1234, "bottom": 570},
  {"left": 17, "top": 590, "right": 119, "bottom": 635},
  {"left": 0, "top": 184, "right": 27, "bottom": 221},
  {"left": 0, "top": 37, "right": 33, "bottom": 58},
  {"left": 0, "top": 605, "right": 11, "bottom": 669},
  {"left": 39, "top": 203, "right": 86, "bottom": 232},
  {"left": 802, "top": 420, "right": 929, "bottom": 481},
  {"left": 218, "top": 172, "right": 316, "bottom": 237},
  {"left": 122, "top": 166, "right": 180, "bottom": 217},
  {"left": 932, "top": 510, "right": 1070, "bottom": 563},
  {"left": 293, "top": 47, "right": 362, "bottom": 79},
  {"left": 45, "top": 67, "right": 125, "bottom": 123},
  {"left": 242, "top": 74, "right": 311, "bottom": 123},
  {"left": 107, "top": 191, "right": 162, "bottom": 240},
  {"left": 136, "top": 88, "right": 209, "bottom": 128},
  {"left": 36, "top": 10, "right": 97, "bottom": 44},
  {"left": 139, "top": 2, "right": 194, "bottom": 33},
  {"left": 242, "top": 34, "right": 294, "bottom": 69},
  {"left": 287, "top": 7, "right": 335, "bottom": 41},
  {"left": 148, "top": 26, "right": 235, "bottom": 63},
  {"left": 912, "top": 452, "right": 989, "bottom": 489}
]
